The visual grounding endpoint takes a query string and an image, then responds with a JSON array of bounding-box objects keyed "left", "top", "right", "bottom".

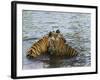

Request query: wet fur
[
  {"left": 27, "top": 36, "right": 49, "bottom": 58},
  {"left": 27, "top": 30, "right": 78, "bottom": 58},
  {"left": 48, "top": 31, "right": 78, "bottom": 57}
]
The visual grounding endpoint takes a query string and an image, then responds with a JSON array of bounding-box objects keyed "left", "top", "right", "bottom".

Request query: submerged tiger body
[{"left": 27, "top": 30, "right": 78, "bottom": 59}]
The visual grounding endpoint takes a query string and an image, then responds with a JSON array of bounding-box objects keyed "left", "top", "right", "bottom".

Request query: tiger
[
  {"left": 48, "top": 30, "right": 78, "bottom": 57},
  {"left": 26, "top": 30, "right": 65, "bottom": 59},
  {"left": 27, "top": 30, "right": 78, "bottom": 59},
  {"left": 26, "top": 36, "right": 49, "bottom": 59}
]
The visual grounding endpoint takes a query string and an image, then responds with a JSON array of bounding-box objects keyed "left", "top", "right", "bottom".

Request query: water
[{"left": 22, "top": 10, "right": 91, "bottom": 69}]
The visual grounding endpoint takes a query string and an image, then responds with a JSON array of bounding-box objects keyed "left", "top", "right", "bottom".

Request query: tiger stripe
[
  {"left": 33, "top": 43, "right": 41, "bottom": 55},
  {"left": 65, "top": 45, "right": 78, "bottom": 57}
]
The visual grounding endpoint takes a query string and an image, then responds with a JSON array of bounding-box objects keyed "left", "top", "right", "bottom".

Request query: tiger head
[
  {"left": 48, "top": 30, "right": 66, "bottom": 55},
  {"left": 48, "top": 30, "right": 66, "bottom": 42}
]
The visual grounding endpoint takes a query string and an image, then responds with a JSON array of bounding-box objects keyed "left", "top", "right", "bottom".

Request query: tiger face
[
  {"left": 48, "top": 30, "right": 66, "bottom": 55},
  {"left": 48, "top": 30, "right": 78, "bottom": 57},
  {"left": 48, "top": 30, "right": 65, "bottom": 41}
]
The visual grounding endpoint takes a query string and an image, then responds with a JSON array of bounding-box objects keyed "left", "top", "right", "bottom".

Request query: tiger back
[
  {"left": 65, "top": 44, "right": 78, "bottom": 57},
  {"left": 27, "top": 36, "right": 49, "bottom": 58}
]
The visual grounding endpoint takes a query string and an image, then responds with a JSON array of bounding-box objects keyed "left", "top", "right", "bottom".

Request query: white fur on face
[{"left": 51, "top": 36, "right": 55, "bottom": 40}]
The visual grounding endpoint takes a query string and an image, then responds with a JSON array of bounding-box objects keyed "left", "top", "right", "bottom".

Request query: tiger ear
[
  {"left": 56, "top": 29, "right": 60, "bottom": 33},
  {"left": 48, "top": 32, "right": 52, "bottom": 37}
]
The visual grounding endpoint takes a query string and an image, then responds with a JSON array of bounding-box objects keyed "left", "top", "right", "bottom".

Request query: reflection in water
[
  {"left": 47, "top": 55, "right": 64, "bottom": 68},
  {"left": 42, "top": 54, "right": 87, "bottom": 68},
  {"left": 22, "top": 10, "right": 91, "bottom": 69}
]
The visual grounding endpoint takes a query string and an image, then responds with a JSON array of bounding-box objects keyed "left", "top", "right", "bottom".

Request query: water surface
[{"left": 22, "top": 10, "right": 91, "bottom": 69}]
